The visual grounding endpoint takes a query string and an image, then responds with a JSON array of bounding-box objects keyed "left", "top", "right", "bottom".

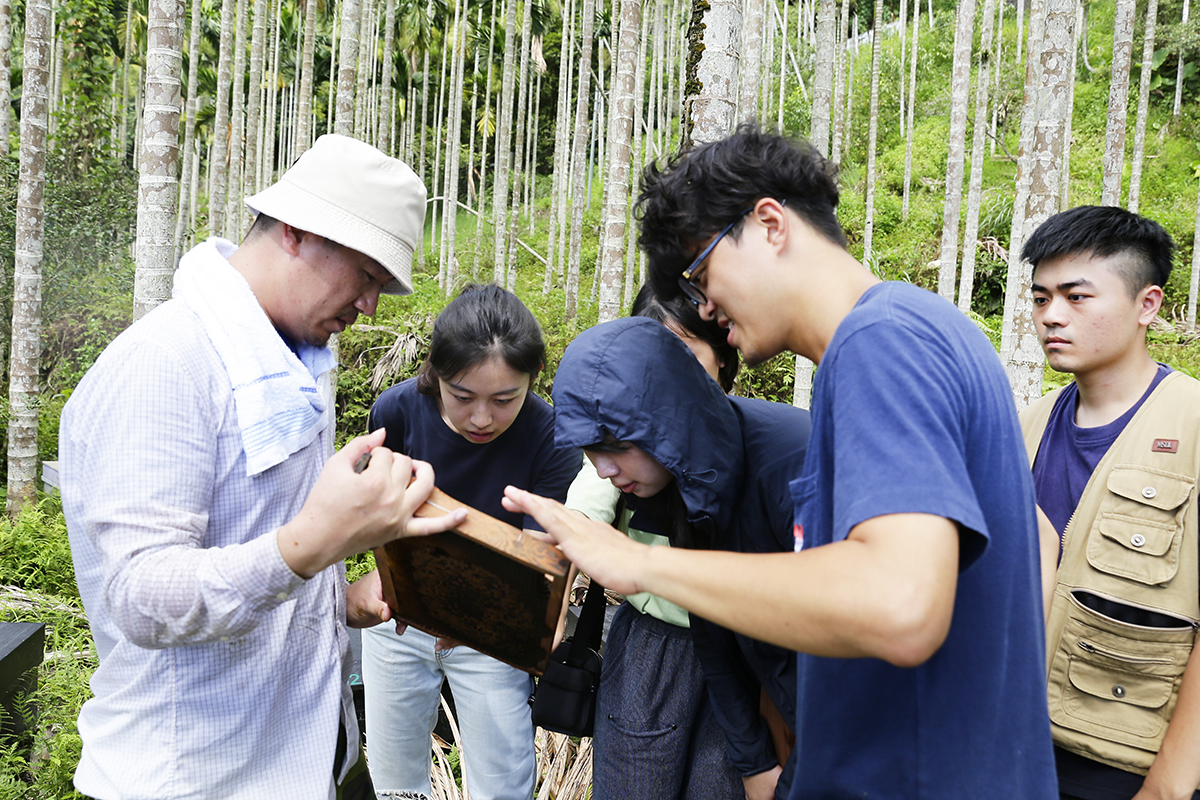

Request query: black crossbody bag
[{"left": 528, "top": 575, "right": 606, "bottom": 736}]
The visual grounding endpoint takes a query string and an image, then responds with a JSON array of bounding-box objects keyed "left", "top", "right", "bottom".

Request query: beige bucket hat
[{"left": 245, "top": 134, "right": 426, "bottom": 295}]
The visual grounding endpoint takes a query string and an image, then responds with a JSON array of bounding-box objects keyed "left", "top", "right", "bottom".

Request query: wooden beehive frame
[{"left": 374, "top": 487, "right": 571, "bottom": 675}]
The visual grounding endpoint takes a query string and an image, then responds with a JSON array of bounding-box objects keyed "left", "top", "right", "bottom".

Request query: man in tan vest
[{"left": 1020, "top": 205, "right": 1200, "bottom": 800}]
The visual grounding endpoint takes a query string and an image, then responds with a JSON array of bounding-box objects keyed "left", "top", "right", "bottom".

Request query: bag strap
[
  {"left": 565, "top": 494, "right": 626, "bottom": 666},
  {"left": 567, "top": 576, "right": 606, "bottom": 666}
]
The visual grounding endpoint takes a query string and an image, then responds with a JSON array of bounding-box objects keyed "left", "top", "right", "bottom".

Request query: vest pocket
[
  {"left": 1048, "top": 592, "right": 1194, "bottom": 758},
  {"left": 1084, "top": 466, "right": 1194, "bottom": 586}
]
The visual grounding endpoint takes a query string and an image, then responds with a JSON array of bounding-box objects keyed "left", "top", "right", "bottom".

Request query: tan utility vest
[{"left": 1021, "top": 371, "right": 1200, "bottom": 777}]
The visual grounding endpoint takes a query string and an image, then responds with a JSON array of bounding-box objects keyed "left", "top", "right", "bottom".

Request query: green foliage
[
  {"left": 0, "top": 495, "right": 76, "bottom": 599},
  {"left": 0, "top": 496, "right": 91, "bottom": 799}
]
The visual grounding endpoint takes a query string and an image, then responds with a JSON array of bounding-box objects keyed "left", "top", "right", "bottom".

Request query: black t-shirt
[{"left": 367, "top": 377, "right": 580, "bottom": 529}]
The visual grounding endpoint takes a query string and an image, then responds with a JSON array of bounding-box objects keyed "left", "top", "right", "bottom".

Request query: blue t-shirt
[
  {"left": 1033, "top": 363, "right": 1171, "bottom": 538},
  {"left": 368, "top": 377, "right": 580, "bottom": 528},
  {"left": 787, "top": 283, "right": 1057, "bottom": 799}
]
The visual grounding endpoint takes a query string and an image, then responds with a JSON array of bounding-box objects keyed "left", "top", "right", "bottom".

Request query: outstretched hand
[{"left": 501, "top": 486, "right": 649, "bottom": 597}]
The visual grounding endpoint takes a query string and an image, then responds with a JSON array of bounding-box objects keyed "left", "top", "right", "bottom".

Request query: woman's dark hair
[
  {"left": 416, "top": 284, "right": 545, "bottom": 396},
  {"left": 585, "top": 435, "right": 711, "bottom": 550},
  {"left": 631, "top": 283, "right": 739, "bottom": 392}
]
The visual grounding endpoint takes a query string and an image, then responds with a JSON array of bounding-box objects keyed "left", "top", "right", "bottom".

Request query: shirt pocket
[
  {"left": 789, "top": 473, "right": 817, "bottom": 551},
  {"left": 1085, "top": 465, "right": 1195, "bottom": 586},
  {"left": 1048, "top": 591, "right": 1195, "bottom": 754}
]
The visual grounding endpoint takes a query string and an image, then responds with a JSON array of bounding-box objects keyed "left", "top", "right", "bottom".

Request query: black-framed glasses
[{"left": 678, "top": 201, "right": 783, "bottom": 307}]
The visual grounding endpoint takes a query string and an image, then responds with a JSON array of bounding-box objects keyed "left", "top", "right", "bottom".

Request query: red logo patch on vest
[
  {"left": 1152, "top": 439, "right": 1180, "bottom": 453},
  {"left": 793, "top": 523, "right": 805, "bottom": 552}
]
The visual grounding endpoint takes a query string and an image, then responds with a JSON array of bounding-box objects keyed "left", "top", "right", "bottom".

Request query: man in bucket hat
[{"left": 60, "top": 135, "right": 464, "bottom": 800}]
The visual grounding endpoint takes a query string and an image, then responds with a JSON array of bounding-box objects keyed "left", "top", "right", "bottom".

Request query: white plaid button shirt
[{"left": 61, "top": 264, "right": 355, "bottom": 799}]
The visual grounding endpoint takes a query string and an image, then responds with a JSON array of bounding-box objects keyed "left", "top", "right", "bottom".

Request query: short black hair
[
  {"left": 631, "top": 283, "right": 739, "bottom": 392},
  {"left": 416, "top": 283, "right": 545, "bottom": 395},
  {"left": 638, "top": 123, "right": 845, "bottom": 302},
  {"left": 1022, "top": 206, "right": 1176, "bottom": 297}
]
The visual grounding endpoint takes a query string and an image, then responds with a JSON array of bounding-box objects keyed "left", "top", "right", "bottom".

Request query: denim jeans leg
[
  {"left": 440, "top": 644, "right": 537, "bottom": 800},
  {"left": 361, "top": 625, "right": 444, "bottom": 798}
]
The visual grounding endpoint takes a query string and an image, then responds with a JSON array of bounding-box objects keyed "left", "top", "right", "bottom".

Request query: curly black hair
[{"left": 637, "top": 123, "right": 846, "bottom": 301}]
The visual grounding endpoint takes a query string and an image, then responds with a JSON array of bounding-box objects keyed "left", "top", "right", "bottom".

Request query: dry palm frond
[
  {"left": 360, "top": 320, "right": 431, "bottom": 393},
  {"left": 0, "top": 584, "right": 87, "bottom": 619},
  {"left": 429, "top": 692, "right": 471, "bottom": 800},
  {"left": 370, "top": 330, "right": 428, "bottom": 393},
  {"left": 976, "top": 236, "right": 1008, "bottom": 264},
  {"left": 425, "top": 703, "right": 595, "bottom": 800},
  {"left": 558, "top": 737, "right": 593, "bottom": 800}
]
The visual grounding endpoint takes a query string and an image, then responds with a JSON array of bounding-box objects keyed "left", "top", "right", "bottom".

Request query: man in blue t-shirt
[
  {"left": 1019, "top": 206, "right": 1200, "bottom": 800},
  {"left": 503, "top": 125, "right": 1058, "bottom": 798}
]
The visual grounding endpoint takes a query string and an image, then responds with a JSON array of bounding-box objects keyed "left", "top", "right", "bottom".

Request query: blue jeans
[{"left": 361, "top": 624, "right": 536, "bottom": 800}]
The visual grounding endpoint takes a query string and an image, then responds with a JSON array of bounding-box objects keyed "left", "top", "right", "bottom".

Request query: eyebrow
[
  {"left": 1030, "top": 278, "right": 1096, "bottom": 293},
  {"left": 445, "top": 381, "right": 523, "bottom": 397}
]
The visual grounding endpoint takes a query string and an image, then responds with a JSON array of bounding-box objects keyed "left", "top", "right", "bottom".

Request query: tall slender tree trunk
[
  {"left": 296, "top": 0, "right": 320, "bottom": 152},
  {"left": 958, "top": 0, "right": 996, "bottom": 313},
  {"left": 135, "top": 0, "right": 185, "bottom": 320},
  {"left": 739, "top": 0, "right": 765, "bottom": 121},
  {"left": 1175, "top": 0, "right": 1189, "bottom": 116},
  {"left": 327, "top": 0, "right": 339, "bottom": 133},
  {"left": 245, "top": 0, "right": 266, "bottom": 194},
  {"left": 902, "top": 0, "right": 919, "bottom": 218},
  {"left": 476, "top": 2, "right": 497, "bottom": 277},
  {"left": 545, "top": 0, "right": 574, "bottom": 292},
  {"left": 335, "top": 0, "right": 361, "bottom": 133},
  {"left": 898, "top": 0, "right": 907, "bottom": 137},
  {"left": 565, "top": 0, "right": 597, "bottom": 320},
  {"left": 8, "top": 0, "right": 51, "bottom": 515},
  {"left": 598, "top": 0, "right": 640, "bottom": 323},
  {"left": 809, "top": 0, "right": 837, "bottom": 154},
  {"left": 776, "top": 0, "right": 788, "bottom": 129},
  {"left": 936, "top": 0, "right": 976, "bottom": 302},
  {"left": 1101, "top": 0, "right": 1135, "bottom": 206},
  {"left": 1127, "top": 0, "right": 1158, "bottom": 213},
  {"left": 624, "top": 0, "right": 650, "bottom": 307},
  {"left": 1060, "top": 0, "right": 1080, "bottom": 209},
  {"left": 211, "top": 0, "right": 238, "bottom": 238},
  {"left": 505, "top": 0, "right": 535, "bottom": 292},
  {"left": 683, "top": 0, "right": 742, "bottom": 147},
  {"left": 830, "top": 0, "right": 850, "bottom": 164},
  {"left": 225, "top": 0, "right": 249, "bottom": 239},
  {"left": 265, "top": 0, "right": 282, "bottom": 185},
  {"left": 0, "top": 0, "right": 12, "bottom": 155},
  {"left": 862, "top": 0, "right": 884, "bottom": 270},
  {"left": 353, "top": 0, "right": 374, "bottom": 139},
  {"left": 1003, "top": 0, "right": 1074, "bottom": 408},
  {"left": 442, "top": 1, "right": 466, "bottom": 292},
  {"left": 175, "top": 0, "right": 205, "bottom": 260},
  {"left": 492, "top": 0, "right": 518, "bottom": 284},
  {"left": 377, "top": 0, "right": 396, "bottom": 151}
]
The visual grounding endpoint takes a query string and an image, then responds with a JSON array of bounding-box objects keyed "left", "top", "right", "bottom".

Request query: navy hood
[{"left": 552, "top": 317, "right": 743, "bottom": 535}]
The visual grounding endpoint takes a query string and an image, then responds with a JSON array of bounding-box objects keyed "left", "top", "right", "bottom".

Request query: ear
[
  {"left": 1137, "top": 285, "right": 1164, "bottom": 327},
  {"left": 752, "top": 198, "right": 788, "bottom": 252},
  {"left": 279, "top": 222, "right": 305, "bottom": 257}
]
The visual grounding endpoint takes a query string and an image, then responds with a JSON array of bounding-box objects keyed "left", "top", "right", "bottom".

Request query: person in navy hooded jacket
[{"left": 552, "top": 316, "right": 809, "bottom": 800}]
